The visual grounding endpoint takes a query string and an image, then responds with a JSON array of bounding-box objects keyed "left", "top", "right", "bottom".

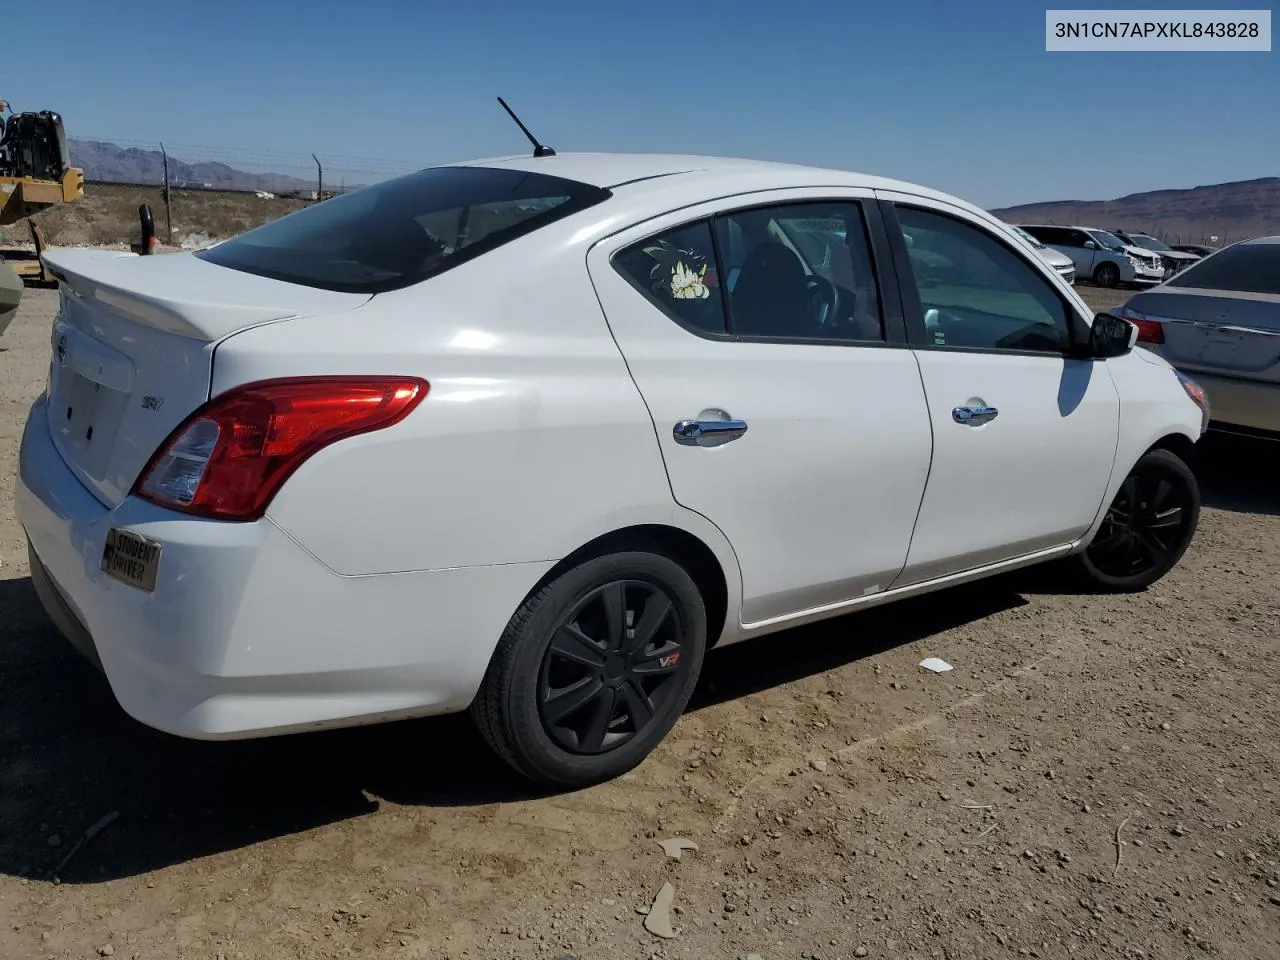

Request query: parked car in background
[
  {"left": 1171, "top": 243, "right": 1220, "bottom": 258},
  {"left": 1009, "top": 224, "right": 1076, "bottom": 284},
  {"left": 1018, "top": 224, "right": 1165, "bottom": 288},
  {"left": 0, "top": 256, "right": 22, "bottom": 342},
  {"left": 1110, "top": 229, "right": 1201, "bottom": 279},
  {"left": 16, "top": 153, "right": 1208, "bottom": 788},
  {"left": 1113, "top": 236, "right": 1280, "bottom": 441}
]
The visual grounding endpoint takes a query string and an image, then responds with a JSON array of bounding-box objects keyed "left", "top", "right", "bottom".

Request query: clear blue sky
[{"left": 5, "top": 0, "right": 1276, "bottom": 207}]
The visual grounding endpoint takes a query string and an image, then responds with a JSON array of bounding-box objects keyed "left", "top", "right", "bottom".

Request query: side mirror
[
  {"left": 1089, "top": 312, "right": 1138, "bottom": 358},
  {"left": 1083, "top": 240, "right": 1097, "bottom": 250}
]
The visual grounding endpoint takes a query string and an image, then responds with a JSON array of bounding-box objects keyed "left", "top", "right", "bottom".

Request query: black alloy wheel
[
  {"left": 1080, "top": 448, "right": 1200, "bottom": 591},
  {"left": 538, "top": 580, "right": 688, "bottom": 754},
  {"left": 472, "top": 550, "right": 707, "bottom": 788}
]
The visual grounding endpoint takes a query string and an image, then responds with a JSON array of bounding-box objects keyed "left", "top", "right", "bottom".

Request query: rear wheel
[
  {"left": 1094, "top": 262, "right": 1120, "bottom": 288},
  {"left": 471, "top": 551, "right": 707, "bottom": 788},
  {"left": 1074, "top": 448, "right": 1200, "bottom": 592}
]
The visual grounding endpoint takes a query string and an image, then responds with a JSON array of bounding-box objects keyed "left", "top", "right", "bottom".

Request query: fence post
[
  {"left": 132, "top": 203, "right": 156, "bottom": 255},
  {"left": 160, "top": 142, "right": 173, "bottom": 243}
]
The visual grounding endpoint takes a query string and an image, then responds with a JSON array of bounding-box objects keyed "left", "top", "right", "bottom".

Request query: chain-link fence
[
  {"left": 1, "top": 136, "right": 423, "bottom": 254},
  {"left": 0, "top": 183, "right": 314, "bottom": 252}
]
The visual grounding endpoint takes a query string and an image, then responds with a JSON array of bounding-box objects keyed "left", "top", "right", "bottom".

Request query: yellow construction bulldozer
[{"left": 0, "top": 100, "right": 85, "bottom": 283}]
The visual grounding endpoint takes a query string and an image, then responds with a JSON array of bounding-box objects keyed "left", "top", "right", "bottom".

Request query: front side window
[
  {"left": 895, "top": 206, "right": 1072, "bottom": 354},
  {"left": 197, "top": 166, "right": 610, "bottom": 294},
  {"left": 1088, "top": 230, "right": 1127, "bottom": 251}
]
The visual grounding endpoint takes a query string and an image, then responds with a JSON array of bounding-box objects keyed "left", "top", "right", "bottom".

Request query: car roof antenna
[{"left": 496, "top": 97, "right": 556, "bottom": 157}]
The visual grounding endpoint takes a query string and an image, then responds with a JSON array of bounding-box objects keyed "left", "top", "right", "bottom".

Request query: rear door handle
[
  {"left": 673, "top": 418, "right": 749, "bottom": 447},
  {"left": 952, "top": 405, "right": 998, "bottom": 426}
]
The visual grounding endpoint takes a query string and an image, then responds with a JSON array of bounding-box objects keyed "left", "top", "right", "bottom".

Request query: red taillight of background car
[
  {"left": 1130, "top": 317, "right": 1165, "bottom": 344},
  {"left": 132, "top": 376, "right": 429, "bottom": 521},
  {"left": 1113, "top": 306, "right": 1166, "bottom": 344}
]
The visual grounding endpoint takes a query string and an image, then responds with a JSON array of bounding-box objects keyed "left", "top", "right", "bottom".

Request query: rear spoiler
[{"left": 41, "top": 247, "right": 299, "bottom": 342}]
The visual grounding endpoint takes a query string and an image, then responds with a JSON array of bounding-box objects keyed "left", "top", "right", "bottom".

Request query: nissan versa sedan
[
  {"left": 1113, "top": 236, "right": 1280, "bottom": 440},
  {"left": 17, "top": 153, "right": 1208, "bottom": 788}
]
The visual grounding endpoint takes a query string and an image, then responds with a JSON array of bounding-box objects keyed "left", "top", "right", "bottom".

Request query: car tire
[
  {"left": 1072, "top": 448, "right": 1201, "bottom": 593},
  {"left": 1094, "top": 262, "right": 1120, "bottom": 288},
  {"left": 471, "top": 550, "right": 707, "bottom": 789}
]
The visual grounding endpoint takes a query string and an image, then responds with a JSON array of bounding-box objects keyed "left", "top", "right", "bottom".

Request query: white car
[
  {"left": 1009, "top": 224, "right": 1076, "bottom": 285},
  {"left": 17, "top": 153, "right": 1209, "bottom": 788}
]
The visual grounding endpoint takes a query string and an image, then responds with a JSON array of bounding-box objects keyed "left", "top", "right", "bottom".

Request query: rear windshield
[
  {"left": 196, "top": 166, "right": 611, "bottom": 294},
  {"left": 1170, "top": 243, "right": 1280, "bottom": 296}
]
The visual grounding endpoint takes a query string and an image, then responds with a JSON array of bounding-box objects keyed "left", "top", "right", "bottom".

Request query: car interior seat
[{"left": 730, "top": 240, "right": 819, "bottom": 338}]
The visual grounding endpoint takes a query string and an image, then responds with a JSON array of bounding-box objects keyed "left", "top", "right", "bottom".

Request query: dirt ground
[{"left": 1, "top": 284, "right": 1277, "bottom": 960}]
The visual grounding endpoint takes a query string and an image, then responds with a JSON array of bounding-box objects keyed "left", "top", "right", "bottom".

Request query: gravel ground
[{"left": 1, "top": 285, "right": 1277, "bottom": 960}]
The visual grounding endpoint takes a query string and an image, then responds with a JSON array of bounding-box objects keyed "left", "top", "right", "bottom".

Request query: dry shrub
[{"left": 1, "top": 184, "right": 310, "bottom": 248}]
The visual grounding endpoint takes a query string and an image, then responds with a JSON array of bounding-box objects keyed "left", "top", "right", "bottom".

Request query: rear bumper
[
  {"left": 1188, "top": 373, "right": 1280, "bottom": 436},
  {"left": 16, "top": 395, "right": 551, "bottom": 740},
  {"left": 28, "top": 542, "right": 104, "bottom": 673}
]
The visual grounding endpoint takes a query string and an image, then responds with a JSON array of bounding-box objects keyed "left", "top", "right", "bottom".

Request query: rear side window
[
  {"left": 196, "top": 166, "right": 611, "bottom": 294},
  {"left": 612, "top": 220, "right": 728, "bottom": 335},
  {"left": 1171, "top": 244, "right": 1280, "bottom": 295}
]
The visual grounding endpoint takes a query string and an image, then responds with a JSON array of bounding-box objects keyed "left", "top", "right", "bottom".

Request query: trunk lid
[
  {"left": 40, "top": 247, "right": 370, "bottom": 508},
  {"left": 1125, "top": 287, "right": 1280, "bottom": 383}
]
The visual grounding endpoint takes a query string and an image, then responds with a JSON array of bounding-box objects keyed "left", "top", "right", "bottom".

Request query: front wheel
[
  {"left": 471, "top": 551, "right": 707, "bottom": 789},
  {"left": 1094, "top": 262, "right": 1120, "bottom": 288},
  {"left": 1074, "top": 448, "right": 1201, "bottom": 592}
]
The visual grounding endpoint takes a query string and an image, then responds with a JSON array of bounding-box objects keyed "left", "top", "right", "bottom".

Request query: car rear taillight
[
  {"left": 1114, "top": 307, "right": 1166, "bottom": 344},
  {"left": 132, "top": 376, "right": 428, "bottom": 521},
  {"left": 1131, "top": 317, "right": 1165, "bottom": 344}
]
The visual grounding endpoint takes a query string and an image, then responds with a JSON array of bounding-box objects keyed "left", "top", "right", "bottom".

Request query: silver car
[
  {"left": 1018, "top": 224, "right": 1165, "bottom": 288},
  {"left": 1113, "top": 236, "right": 1280, "bottom": 439},
  {"left": 1111, "top": 230, "right": 1201, "bottom": 280}
]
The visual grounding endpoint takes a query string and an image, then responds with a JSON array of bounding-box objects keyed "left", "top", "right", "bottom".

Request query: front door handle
[
  {"left": 952, "top": 405, "right": 999, "bottom": 426},
  {"left": 673, "top": 417, "right": 749, "bottom": 447}
]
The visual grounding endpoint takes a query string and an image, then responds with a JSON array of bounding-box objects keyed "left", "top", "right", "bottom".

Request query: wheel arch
[
  {"left": 1094, "top": 260, "right": 1120, "bottom": 285},
  {"left": 527, "top": 524, "right": 732, "bottom": 648},
  {"left": 1077, "top": 424, "right": 1202, "bottom": 553},
  {"left": 1143, "top": 430, "right": 1198, "bottom": 467}
]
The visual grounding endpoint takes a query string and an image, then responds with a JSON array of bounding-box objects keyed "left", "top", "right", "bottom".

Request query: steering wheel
[{"left": 805, "top": 275, "right": 840, "bottom": 328}]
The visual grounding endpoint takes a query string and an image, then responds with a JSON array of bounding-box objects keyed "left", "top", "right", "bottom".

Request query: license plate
[{"left": 101, "top": 528, "right": 162, "bottom": 592}]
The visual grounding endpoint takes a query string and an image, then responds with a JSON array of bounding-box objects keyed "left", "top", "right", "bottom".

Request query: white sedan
[{"left": 16, "top": 152, "right": 1209, "bottom": 788}]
